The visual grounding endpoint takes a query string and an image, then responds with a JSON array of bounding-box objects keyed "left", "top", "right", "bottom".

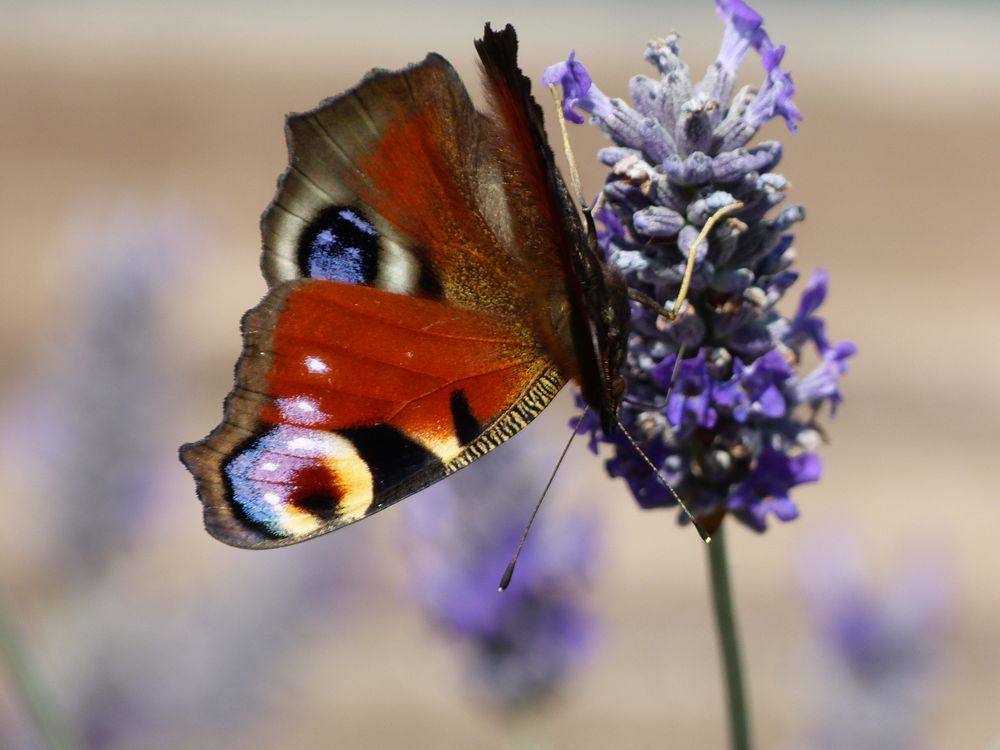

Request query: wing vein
[
  {"left": 307, "top": 116, "right": 370, "bottom": 184},
  {"left": 275, "top": 202, "right": 309, "bottom": 223},
  {"left": 289, "top": 165, "right": 337, "bottom": 201},
  {"left": 347, "top": 91, "right": 382, "bottom": 137}
]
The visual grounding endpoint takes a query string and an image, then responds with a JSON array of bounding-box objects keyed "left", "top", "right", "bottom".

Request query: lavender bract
[{"left": 544, "top": 0, "right": 854, "bottom": 531}]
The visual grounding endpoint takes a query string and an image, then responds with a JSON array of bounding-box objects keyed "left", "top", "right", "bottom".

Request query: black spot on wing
[
  {"left": 340, "top": 424, "right": 443, "bottom": 497},
  {"left": 417, "top": 256, "right": 444, "bottom": 298},
  {"left": 298, "top": 205, "right": 380, "bottom": 283},
  {"left": 285, "top": 465, "right": 342, "bottom": 522},
  {"left": 450, "top": 389, "right": 481, "bottom": 446}
]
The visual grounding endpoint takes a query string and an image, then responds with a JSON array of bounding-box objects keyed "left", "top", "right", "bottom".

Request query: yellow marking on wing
[
  {"left": 420, "top": 433, "right": 463, "bottom": 462},
  {"left": 278, "top": 507, "right": 322, "bottom": 536},
  {"left": 321, "top": 434, "right": 374, "bottom": 524}
]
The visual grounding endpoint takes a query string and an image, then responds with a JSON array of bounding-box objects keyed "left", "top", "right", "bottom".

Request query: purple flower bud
[
  {"left": 664, "top": 152, "right": 714, "bottom": 186},
  {"left": 630, "top": 75, "right": 671, "bottom": 124},
  {"left": 594, "top": 205, "right": 626, "bottom": 242},
  {"left": 649, "top": 173, "right": 689, "bottom": 212},
  {"left": 602, "top": 99, "right": 653, "bottom": 151},
  {"left": 644, "top": 34, "right": 689, "bottom": 77},
  {"left": 675, "top": 96, "right": 714, "bottom": 155},
  {"left": 711, "top": 142, "right": 781, "bottom": 182},
  {"left": 687, "top": 190, "right": 739, "bottom": 226},
  {"left": 598, "top": 146, "right": 644, "bottom": 167},
  {"left": 633, "top": 206, "right": 685, "bottom": 238},
  {"left": 711, "top": 267, "right": 755, "bottom": 293}
]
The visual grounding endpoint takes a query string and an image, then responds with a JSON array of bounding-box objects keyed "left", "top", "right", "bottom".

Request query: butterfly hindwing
[{"left": 182, "top": 280, "right": 564, "bottom": 547}]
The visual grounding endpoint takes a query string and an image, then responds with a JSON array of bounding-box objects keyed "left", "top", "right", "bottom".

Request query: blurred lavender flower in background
[
  {"left": 405, "top": 441, "right": 598, "bottom": 714},
  {"left": 0, "top": 211, "right": 366, "bottom": 750},
  {"left": 68, "top": 538, "right": 359, "bottom": 750},
  {"left": 0, "top": 213, "right": 183, "bottom": 579},
  {"left": 798, "top": 534, "right": 951, "bottom": 750},
  {"left": 544, "top": 0, "right": 855, "bottom": 532}
]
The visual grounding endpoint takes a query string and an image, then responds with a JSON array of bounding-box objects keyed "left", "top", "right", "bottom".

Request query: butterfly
[{"left": 180, "top": 23, "right": 631, "bottom": 548}]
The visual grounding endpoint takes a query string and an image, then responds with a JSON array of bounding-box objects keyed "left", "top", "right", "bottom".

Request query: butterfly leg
[{"left": 627, "top": 288, "right": 674, "bottom": 320}]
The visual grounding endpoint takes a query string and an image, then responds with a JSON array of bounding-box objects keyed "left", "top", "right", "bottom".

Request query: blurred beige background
[{"left": 1, "top": 1, "right": 998, "bottom": 748}]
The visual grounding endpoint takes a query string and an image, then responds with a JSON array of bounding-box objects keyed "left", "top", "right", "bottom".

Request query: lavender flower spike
[{"left": 546, "top": 1, "right": 853, "bottom": 533}]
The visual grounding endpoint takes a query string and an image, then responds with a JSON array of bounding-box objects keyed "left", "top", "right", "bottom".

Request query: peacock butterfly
[{"left": 180, "top": 23, "right": 631, "bottom": 548}]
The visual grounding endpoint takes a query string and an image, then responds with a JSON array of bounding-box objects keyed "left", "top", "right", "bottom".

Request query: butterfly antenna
[
  {"left": 548, "top": 85, "right": 588, "bottom": 212},
  {"left": 499, "top": 408, "right": 586, "bottom": 591},
  {"left": 591, "top": 190, "right": 606, "bottom": 215},
  {"left": 627, "top": 288, "right": 675, "bottom": 320},
  {"left": 614, "top": 415, "right": 712, "bottom": 544},
  {"left": 661, "top": 344, "right": 687, "bottom": 410}
]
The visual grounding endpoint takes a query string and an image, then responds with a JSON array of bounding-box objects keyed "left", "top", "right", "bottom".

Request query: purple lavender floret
[
  {"left": 541, "top": 51, "right": 613, "bottom": 124},
  {"left": 550, "top": 1, "right": 854, "bottom": 532}
]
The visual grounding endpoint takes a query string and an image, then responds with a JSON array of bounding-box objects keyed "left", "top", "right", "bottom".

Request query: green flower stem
[
  {"left": 707, "top": 524, "right": 753, "bottom": 750},
  {"left": 0, "top": 594, "right": 77, "bottom": 750}
]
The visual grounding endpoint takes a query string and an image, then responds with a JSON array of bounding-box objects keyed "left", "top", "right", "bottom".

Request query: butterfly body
[{"left": 180, "top": 24, "right": 629, "bottom": 547}]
